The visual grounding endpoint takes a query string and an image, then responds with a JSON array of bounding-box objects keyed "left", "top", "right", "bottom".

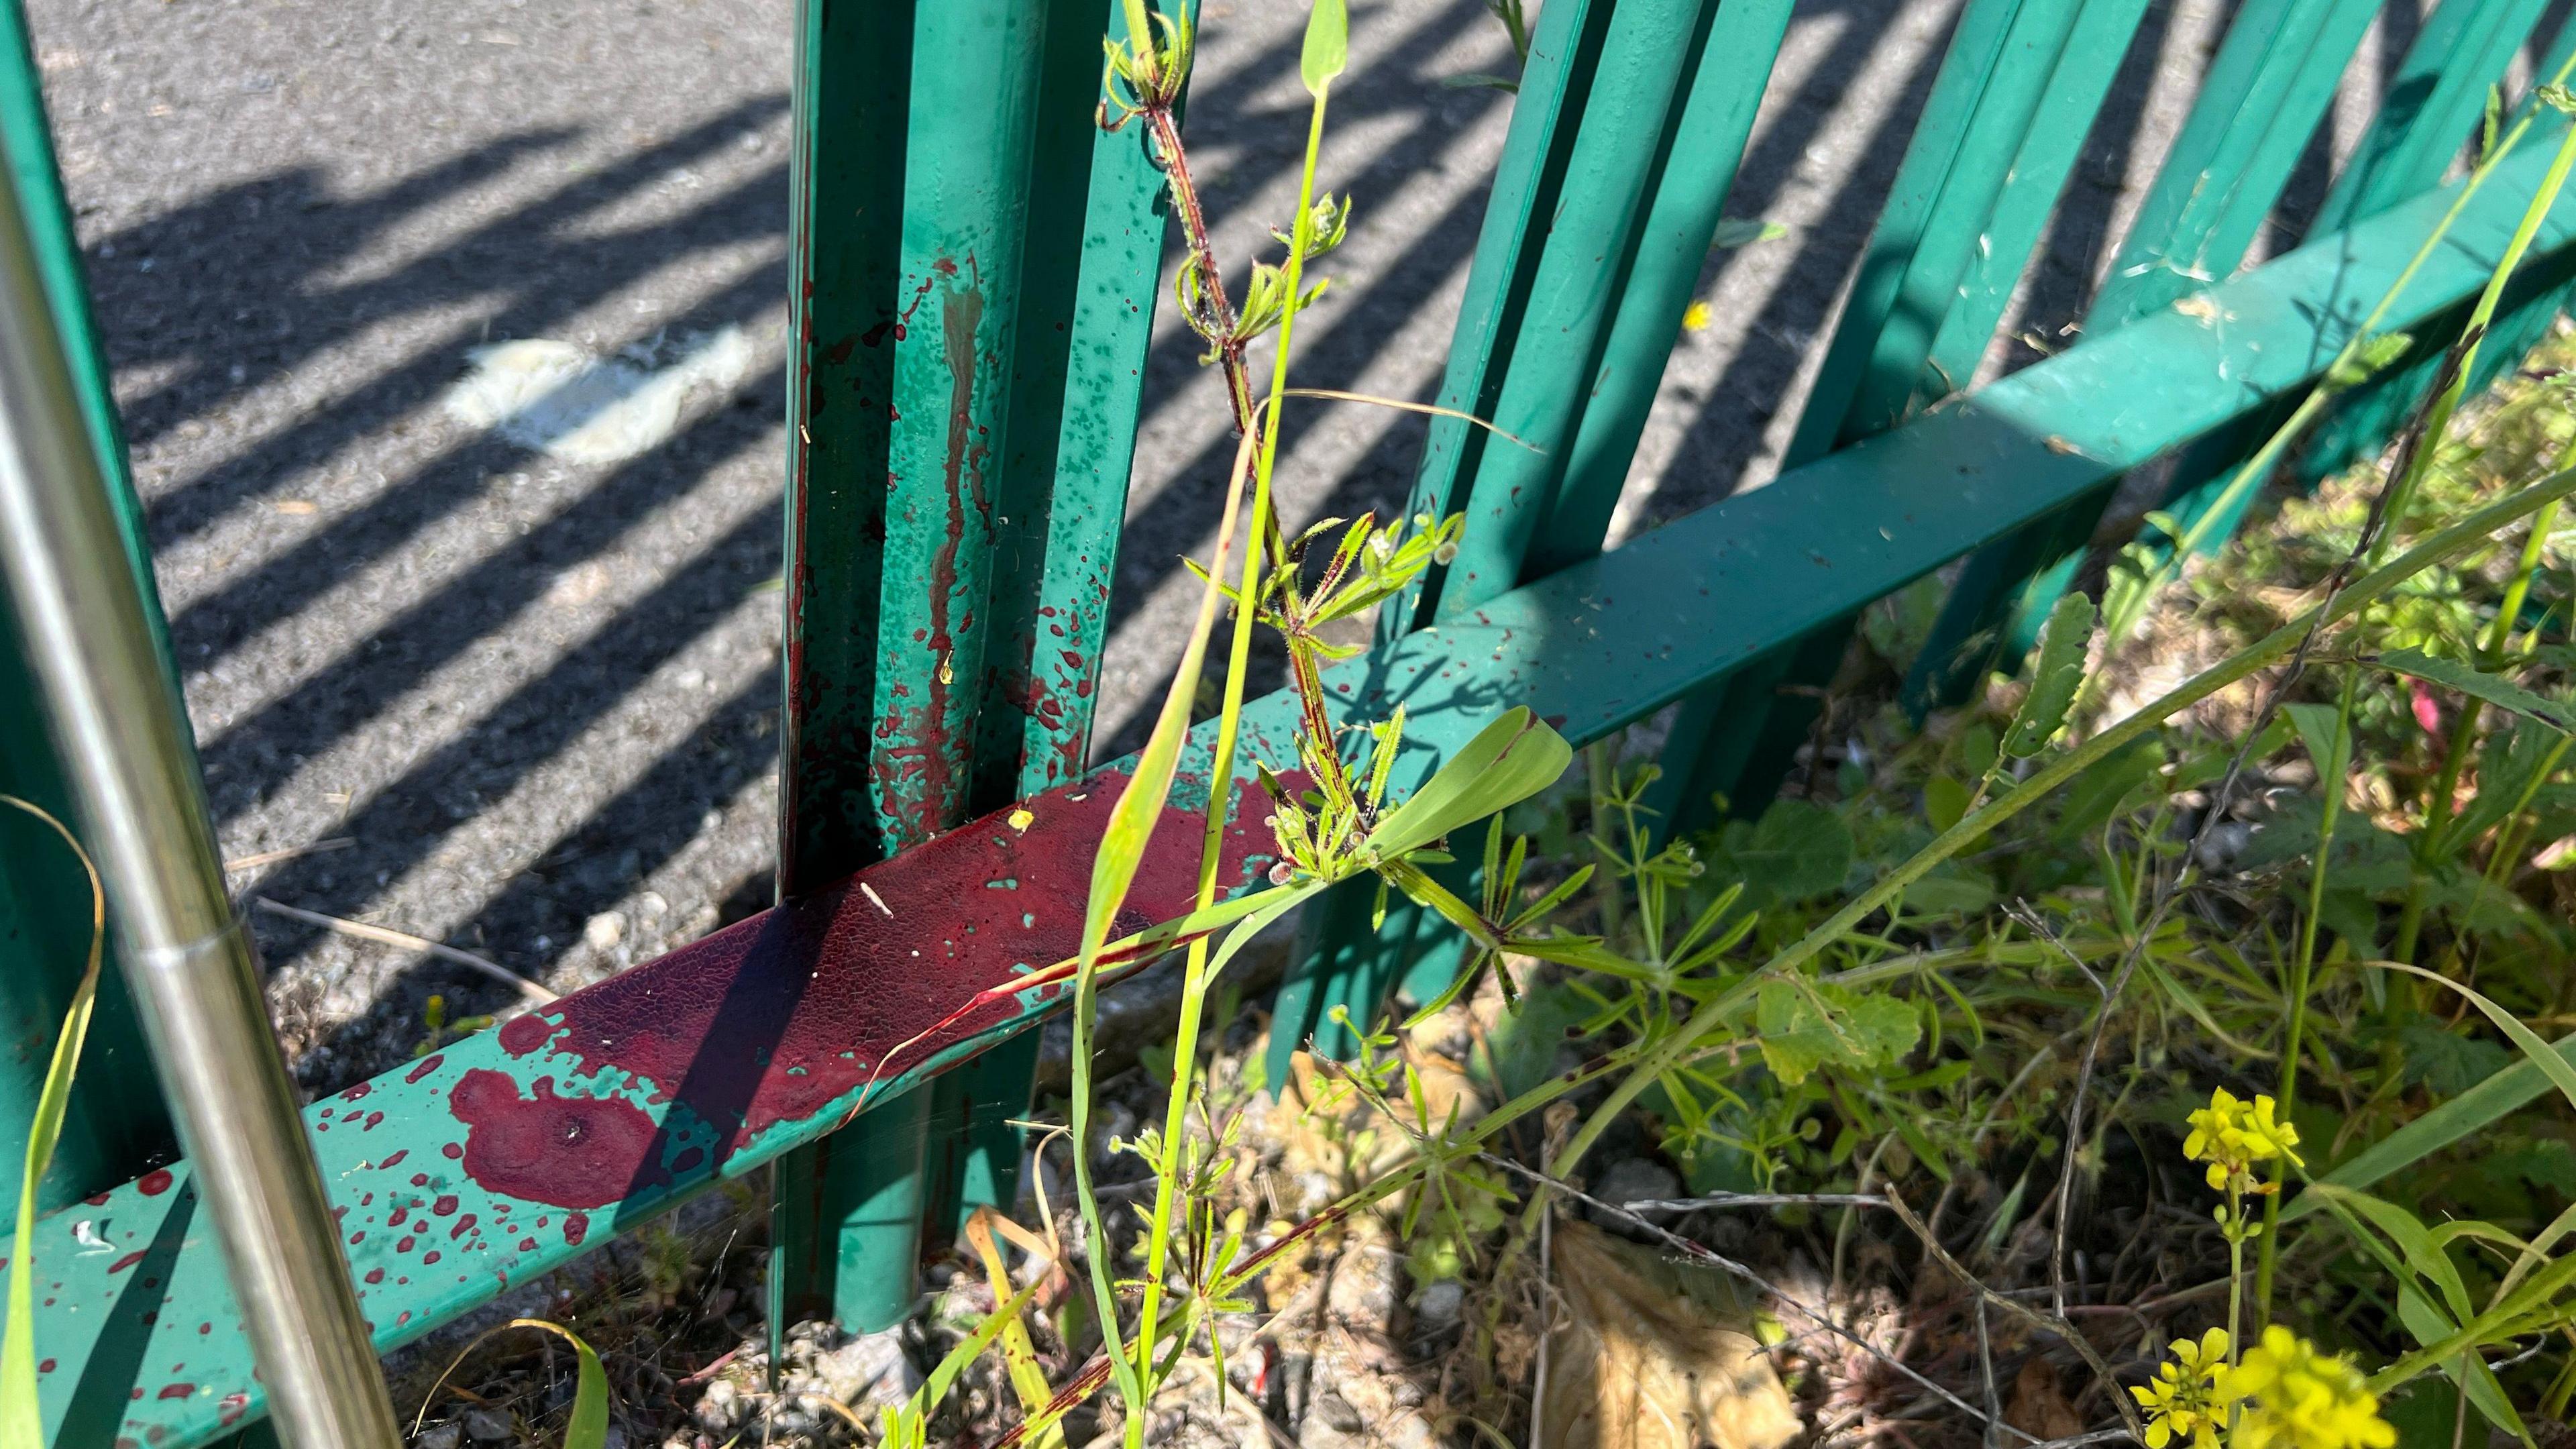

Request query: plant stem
[
  {"left": 2256, "top": 672, "right": 2349, "bottom": 1318},
  {"left": 1124, "top": 78, "right": 1332, "bottom": 1448}
]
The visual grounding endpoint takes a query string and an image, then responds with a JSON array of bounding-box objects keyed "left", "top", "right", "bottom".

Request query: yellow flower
[
  {"left": 2130, "top": 1328, "right": 2231, "bottom": 1449},
  {"left": 1681, "top": 300, "right": 1713, "bottom": 331},
  {"left": 2184, "top": 1087, "right": 2303, "bottom": 1193},
  {"left": 2229, "top": 1326, "right": 2396, "bottom": 1449}
]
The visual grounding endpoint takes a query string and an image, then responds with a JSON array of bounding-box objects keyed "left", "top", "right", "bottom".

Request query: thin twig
[
  {"left": 223, "top": 837, "right": 354, "bottom": 871},
  {"left": 254, "top": 897, "right": 556, "bottom": 1004}
]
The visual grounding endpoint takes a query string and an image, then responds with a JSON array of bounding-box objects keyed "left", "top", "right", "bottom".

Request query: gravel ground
[{"left": 21, "top": 0, "right": 2426, "bottom": 1091}]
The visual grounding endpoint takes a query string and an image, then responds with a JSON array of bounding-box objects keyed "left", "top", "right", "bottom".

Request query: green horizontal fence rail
[{"left": 7, "top": 0, "right": 2576, "bottom": 1443}]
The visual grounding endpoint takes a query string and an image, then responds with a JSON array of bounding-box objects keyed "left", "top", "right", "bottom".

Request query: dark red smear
[
  {"left": 108, "top": 1252, "right": 143, "bottom": 1274},
  {"left": 518, "top": 1238, "right": 538, "bottom": 1252},
  {"left": 158, "top": 1384, "right": 193, "bottom": 1401},
  {"left": 83, "top": 1193, "right": 107, "bottom": 1207},
  {"left": 379, "top": 1149, "right": 407, "bottom": 1169},
  {"left": 388, "top": 1207, "right": 408, "bottom": 1227},
  {"left": 341, "top": 1082, "right": 370, "bottom": 1102},
  {"left": 365, "top": 1112, "right": 383, "bottom": 1130},
  {"left": 449, "top": 775, "right": 1279, "bottom": 1208},
  {"left": 563, "top": 1213, "right": 588, "bottom": 1246},
  {"left": 405, "top": 1055, "right": 443, "bottom": 1083},
  {"left": 450, "top": 1214, "right": 477, "bottom": 1242},
  {"left": 219, "top": 1393, "right": 248, "bottom": 1427},
  {"left": 431, "top": 1195, "right": 458, "bottom": 1217},
  {"left": 448, "top": 1071, "right": 663, "bottom": 1210}
]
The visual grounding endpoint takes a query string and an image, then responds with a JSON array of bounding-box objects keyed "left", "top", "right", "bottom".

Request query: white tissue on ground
[{"left": 442, "top": 326, "right": 755, "bottom": 465}]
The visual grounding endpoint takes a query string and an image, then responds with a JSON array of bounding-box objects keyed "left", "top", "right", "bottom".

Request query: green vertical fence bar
[
  {"left": 1538, "top": 0, "right": 1797, "bottom": 568},
  {"left": 1269, "top": 0, "right": 1604, "bottom": 1079},
  {"left": 930, "top": 0, "right": 1195, "bottom": 1242},
  {"left": 0, "top": 0, "right": 178, "bottom": 1215},
  {"left": 1277, "top": 0, "right": 1752, "bottom": 1077},
  {"left": 1657, "top": 0, "right": 2139, "bottom": 819},
  {"left": 2312, "top": 0, "right": 2550, "bottom": 235},
  {"left": 774, "top": 0, "right": 1049, "bottom": 1334},
  {"left": 1784, "top": 0, "right": 2086, "bottom": 463},
  {"left": 1906, "top": 0, "right": 2394, "bottom": 708}
]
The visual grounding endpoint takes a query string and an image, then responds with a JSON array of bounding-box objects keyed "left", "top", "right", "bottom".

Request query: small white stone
[{"left": 584, "top": 911, "right": 625, "bottom": 951}]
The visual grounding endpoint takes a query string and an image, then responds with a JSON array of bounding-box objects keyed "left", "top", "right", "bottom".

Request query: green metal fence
[{"left": 5, "top": 0, "right": 2576, "bottom": 1443}]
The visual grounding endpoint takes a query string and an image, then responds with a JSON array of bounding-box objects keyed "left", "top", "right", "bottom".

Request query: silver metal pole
[{"left": 0, "top": 156, "right": 401, "bottom": 1446}]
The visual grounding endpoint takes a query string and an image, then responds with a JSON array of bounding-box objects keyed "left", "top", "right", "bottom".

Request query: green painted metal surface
[
  {"left": 774, "top": 0, "right": 1053, "bottom": 1334},
  {"left": 2314, "top": 0, "right": 2545, "bottom": 235},
  {"left": 1784, "top": 0, "right": 2082, "bottom": 462},
  {"left": 1907, "top": 0, "right": 2487, "bottom": 708},
  {"left": 0, "top": 0, "right": 178, "bottom": 1219},
  {"left": 25, "top": 131, "right": 2576, "bottom": 1446},
  {"left": 934, "top": 0, "right": 1197, "bottom": 1246}
]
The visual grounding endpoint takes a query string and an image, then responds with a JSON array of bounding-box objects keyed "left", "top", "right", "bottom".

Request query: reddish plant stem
[{"left": 1144, "top": 103, "right": 1258, "bottom": 437}]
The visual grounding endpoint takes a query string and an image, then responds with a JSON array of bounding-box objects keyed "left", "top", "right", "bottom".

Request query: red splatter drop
[
  {"left": 410, "top": 1174, "right": 429, "bottom": 1187},
  {"left": 448, "top": 1071, "right": 664, "bottom": 1209},
  {"left": 423, "top": 1250, "right": 441, "bottom": 1265},
  {"left": 108, "top": 1252, "right": 144, "bottom": 1274},
  {"left": 158, "top": 1384, "right": 193, "bottom": 1401},
  {"left": 219, "top": 1393, "right": 249, "bottom": 1426},
  {"left": 137, "top": 1169, "right": 173, "bottom": 1197},
  {"left": 450, "top": 1214, "right": 477, "bottom": 1242},
  {"left": 388, "top": 1207, "right": 409, "bottom": 1227},
  {"left": 405, "top": 1055, "right": 443, "bottom": 1084},
  {"left": 498, "top": 1014, "right": 556, "bottom": 1057},
  {"left": 341, "top": 1082, "right": 370, "bottom": 1102},
  {"left": 564, "top": 1213, "right": 588, "bottom": 1246},
  {"left": 517, "top": 1238, "right": 538, "bottom": 1252},
  {"left": 397, "top": 1237, "right": 415, "bottom": 1253},
  {"left": 364, "top": 1269, "right": 384, "bottom": 1285},
  {"left": 365, "top": 1112, "right": 384, "bottom": 1130},
  {"left": 379, "top": 1149, "right": 408, "bottom": 1169},
  {"left": 38, "top": 1359, "right": 54, "bottom": 1374},
  {"left": 431, "top": 1195, "right": 458, "bottom": 1217},
  {"left": 441, "top": 1142, "right": 463, "bottom": 1160}
]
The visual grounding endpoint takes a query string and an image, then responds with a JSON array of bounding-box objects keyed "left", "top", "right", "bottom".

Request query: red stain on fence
[{"left": 449, "top": 775, "right": 1278, "bottom": 1208}]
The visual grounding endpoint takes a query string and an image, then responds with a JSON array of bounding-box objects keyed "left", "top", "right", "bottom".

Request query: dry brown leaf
[
  {"left": 2005, "top": 1356, "right": 2084, "bottom": 1441},
  {"left": 1539, "top": 1220, "right": 1801, "bottom": 1449}
]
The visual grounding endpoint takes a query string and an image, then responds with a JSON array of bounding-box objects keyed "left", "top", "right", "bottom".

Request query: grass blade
[{"left": 0, "top": 798, "right": 103, "bottom": 1449}]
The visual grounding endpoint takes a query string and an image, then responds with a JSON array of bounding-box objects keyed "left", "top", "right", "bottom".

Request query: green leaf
[
  {"left": 2375, "top": 648, "right": 2576, "bottom": 733},
  {"left": 0, "top": 800, "right": 101, "bottom": 1449},
  {"left": 2394, "top": 1016, "right": 2512, "bottom": 1098},
  {"left": 2050, "top": 735, "right": 2164, "bottom": 842},
  {"left": 2003, "top": 593, "right": 2094, "bottom": 757},
  {"left": 1364, "top": 707, "right": 1572, "bottom": 860},
  {"left": 2282, "top": 701, "right": 2347, "bottom": 776},
  {"left": 2324, "top": 331, "right": 2416, "bottom": 390},
  {"left": 2287, "top": 1020, "right": 2576, "bottom": 1222},
  {"left": 1439, "top": 72, "right": 1519, "bottom": 93},
  {"left": 1709, "top": 218, "right": 1787, "bottom": 250},
  {"left": 1924, "top": 775, "right": 1971, "bottom": 833},
  {"left": 1300, "top": 0, "right": 1348, "bottom": 95},
  {"left": 1755, "top": 981, "right": 1919, "bottom": 1085},
  {"left": 1717, "top": 798, "right": 1854, "bottom": 902}
]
